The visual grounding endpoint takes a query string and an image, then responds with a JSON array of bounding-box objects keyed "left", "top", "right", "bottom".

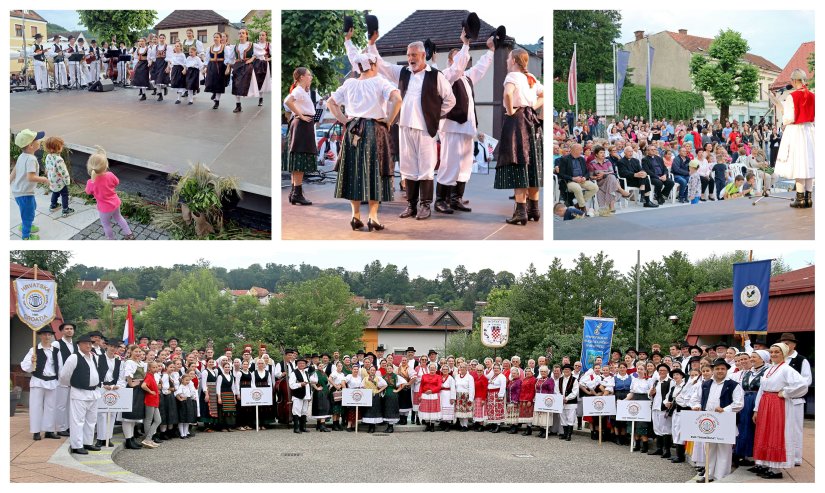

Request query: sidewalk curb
[{"left": 47, "top": 439, "right": 155, "bottom": 483}]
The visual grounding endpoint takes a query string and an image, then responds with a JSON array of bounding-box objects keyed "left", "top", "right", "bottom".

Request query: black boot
[
  {"left": 293, "top": 418, "right": 301, "bottom": 433},
  {"left": 434, "top": 183, "right": 454, "bottom": 214},
  {"left": 641, "top": 440, "right": 649, "bottom": 454},
  {"left": 288, "top": 184, "right": 295, "bottom": 204},
  {"left": 804, "top": 191, "right": 813, "bottom": 208},
  {"left": 526, "top": 198, "right": 541, "bottom": 221},
  {"left": 211, "top": 93, "right": 216, "bottom": 100},
  {"left": 661, "top": 435, "right": 672, "bottom": 459},
  {"left": 130, "top": 437, "right": 143, "bottom": 449},
  {"left": 416, "top": 180, "right": 434, "bottom": 220},
  {"left": 507, "top": 424, "right": 518, "bottom": 434},
  {"left": 124, "top": 437, "right": 138, "bottom": 449},
  {"left": 368, "top": 424, "right": 375, "bottom": 433},
  {"left": 157, "top": 92, "right": 163, "bottom": 102},
  {"left": 566, "top": 426, "right": 573, "bottom": 441},
  {"left": 139, "top": 92, "right": 146, "bottom": 101},
  {"left": 474, "top": 422, "right": 484, "bottom": 432},
  {"left": 522, "top": 425, "right": 533, "bottom": 436},
  {"left": 633, "top": 438, "right": 641, "bottom": 451},
  {"left": 233, "top": 102, "right": 242, "bottom": 113},
  {"left": 506, "top": 202, "right": 528, "bottom": 225},
  {"left": 300, "top": 416, "right": 309, "bottom": 432},
  {"left": 443, "top": 421, "right": 450, "bottom": 432},
  {"left": 559, "top": 426, "right": 567, "bottom": 440},
  {"left": 95, "top": 439, "right": 106, "bottom": 448},
  {"left": 258, "top": 97, "right": 264, "bottom": 107},
  {"left": 790, "top": 191, "right": 805, "bottom": 208},
  {"left": 292, "top": 185, "right": 312, "bottom": 205},
  {"left": 491, "top": 424, "right": 501, "bottom": 433},
  {"left": 536, "top": 428, "right": 546, "bottom": 438},
  {"left": 212, "top": 100, "right": 219, "bottom": 110},
  {"left": 33, "top": 433, "right": 41, "bottom": 441},
  {"left": 649, "top": 436, "right": 663, "bottom": 455},
  {"left": 450, "top": 182, "right": 472, "bottom": 211},
  {"left": 643, "top": 193, "right": 659, "bottom": 208},
  {"left": 385, "top": 424, "right": 394, "bottom": 433},
  {"left": 400, "top": 179, "right": 419, "bottom": 218},
  {"left": 671, "top": 444, "right": 686, "bottom": 463},
  {"left": 398, "top": 415, "right": 407, "bottom": 426}
]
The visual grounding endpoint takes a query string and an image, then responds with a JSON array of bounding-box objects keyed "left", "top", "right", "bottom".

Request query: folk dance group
[
  {"left": 283, "top": 13, "right": 544, "bottom": 230},
  {"left": 30, "top": 33, "right": 126, "bottom": 92}
]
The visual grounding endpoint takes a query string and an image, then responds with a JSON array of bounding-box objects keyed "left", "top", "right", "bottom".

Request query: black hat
[
  {"left": 778, "top": 332, "right": 798, "bottom": 343},
  {"left": 296, "top": 356, "right": 308, "bottom": 364},
  {"left": 76, "top": 334, "right": 93, "bottom": 344},
  {"left": 343, "top": 15, "right": 354, "bottom": 34},
  {"left": 311, "top": 353, "right": 320, "bottom": 359},
  {"left": 714, "top": 342, "right": 728, "bottom": 350},
  {"left": 651, "top": 351, "right": 663, "bottom": 358},
  {"left": 562, "top": 363, "right": 574, "bottom": 371},
  {"left": 87, "top": 330, "right": 104, "bottom": 338},
  {"left": 753, "top": 339, "right": 768, "bottom": 347},
  {"left": 638, "top": 350, "right": 649, "bottom": 356},
  {"left": 376, "top": 344, "right": 386, "bottom": 352},
  {"left": 424, "top": 39, "right": 436, "bottom": 61},
  {"left": 34, "top": 33, "right": 43, "bottom": 40},
  {"left": 365, "top": 14, "right": 379, "bottom": 38},
  {"left": 321, "top": 353, "right": 331, "bottom": 358},
  {"left": 366, "top": 352, "right": 376, "bottom": 360},
  {"left": 405, "top": 346, "right": 416, "bottom": 352},
  {"left": 284, "top": 348, "right": 295, "bottom": 354},
  {"left": 656, "top": 363, "right": 670, "bottom": 374},
  {"left": 670, "top": 368, "right": 686, "bottom": 379},
  {"left": 687, "top": 356, "right": 702, "bottom": 367},
  {"left": 59, "top": 322, "right": 76, "bottom": 331},
  {"left": 688, "top": 344, "right": 702, "bottom": 354},
  {"left": 356, "top": 349, "right": 365, "bottom": 355},
  {"left": 36, "top": 326, "right": 54, "bottom": 335},
  {"left": 492, "top": 25, "right": 507, "bottom": 49},
  {"left": 138, "top": 334, "right": 149, "bottom": 340},
  {"left": 625, "top": 348, "right": 637, "bottom": 354},
  {"left": 428, "top": 349, "right": 438, "bottom": 356},
  {"left": 52, "top": 34, "right": 60, "bottom": 41},
  {"left": 711, "top": 357, "right": 731, "bottom": 369},
  {"left": 106, "top": 337, "right": 122, "bottom": 346},
  {"left": 462, "top": 12, "right": 481, "bottom": 40}
]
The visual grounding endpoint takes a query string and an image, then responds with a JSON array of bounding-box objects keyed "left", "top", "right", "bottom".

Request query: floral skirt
[
  {"left": 486, "top": 391, "right": 505, "bottom": 424},
  {"left": 455, "top": 392, "right": 473, "bottom": 418}
]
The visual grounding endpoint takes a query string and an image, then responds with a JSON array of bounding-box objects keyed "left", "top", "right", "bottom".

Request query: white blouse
[
  {"left": 185, "top": 55, "right": 204, "bottom": 70},
  {"left": 331, "top": 76, "right": 397, "bottom": 120},
  {"left": 629, "top": 376, "right": 653, "bottom": 395},
  {"left": 174, "top": 381, "right": 197, "bottom": 399},
  {"left": 284, "top": 85, "right": 316, "bottom": 116},
  {"left": 168, "top": 52, "right": 186, "bottom": 67},
  {"left": 345, "top": 374, "right": 363, "bottom": 388},
  {"left": 454, "top": 373, "right": 475, "bottom": 401},
  {"left": 253, "top": 42, "right": 270, "bottom": 60},
  {"left": 504, "top": 71, "right": 543, "bottom": 108},
  {"left": 754, "top": 363, "right": 809, "bottom": 411},
  {"left": 487, "top": 374, "right": 507, "bottom": 398}
]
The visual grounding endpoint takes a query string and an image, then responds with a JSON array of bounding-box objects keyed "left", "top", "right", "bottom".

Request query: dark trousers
[
  {"left": 673, "top": 175, "right": 688, "bottom": 200},
  {"left": 649, "top": 177, "right": 674, "bottom": 200},
  {"left": 50, "top": 186, "right": 69, "bottom": 211},
  {"left": 700, "top": 176, "right": 715, "bottom": 195},
  {"left": 714, "top": 176, "right": 727, "bottom": 199}
]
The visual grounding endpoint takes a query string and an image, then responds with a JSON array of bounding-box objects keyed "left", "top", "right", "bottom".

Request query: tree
[
  {"left": 77, "top": 10, "right": 157, "bottom": 46},
  {"left": 245, "top": 10, "right": 272, "bottom": 43},
  {"left": 553, "top": 10, "right": 622, "bottom": 83},
  {"left": 47, "top": 22, "right": 69, "bottom": 34},
  {"left": 10, "top": 250, "right": 75, "bottom": 298},
  {"left": 808, "top": 52, "right": 815, "bottom": 89},
  {"left": 689, "top": 29, "right": 759, "bottom": 123},
  {"left": 281, "top": 10, "right": 365, "bottom": 100},
  {"left": 59, "top": 290, "right": 105, "bottom": 326}
]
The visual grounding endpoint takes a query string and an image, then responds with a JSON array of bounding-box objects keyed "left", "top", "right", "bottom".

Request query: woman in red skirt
[
  {"left": 418, "top": 363, "right": 441, "bottom": 432},
  {"left": 486, "top": 363, "right": 507, "bottom": 433},
  {"left": 519, "top": 367, "right": 537, "bottom": 435},
  {"left": 752, "top": 343, "right": 809, "bottom": 479}
]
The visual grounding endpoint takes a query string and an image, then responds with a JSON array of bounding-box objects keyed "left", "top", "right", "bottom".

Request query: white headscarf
[
  {"left": 353, "top": 52, "right": 377, "bottom": 74},
  {"left": 755, "top": 350, "right": 770, "bottom": 365}
]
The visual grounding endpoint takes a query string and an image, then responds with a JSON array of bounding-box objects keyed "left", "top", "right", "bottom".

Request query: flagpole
[
  {"left": 32, "top": 264, "right": 39, "bottom": 355},
  {"left": 613, "top": 43, "right": 617, "bottom": 118},
  {"left": 646, "top": 35, "right": 652, "bottom": 124},
  {"left": 573, "top": 43, "right": 578, "bottom": 120},
  {"left": 635, "top": 250, "right": 640, "bottom": 350}
]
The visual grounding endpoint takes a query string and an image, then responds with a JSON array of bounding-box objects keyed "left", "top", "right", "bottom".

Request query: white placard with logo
[
  {"left": 534, "top": 393, "right": 563, "bottom": 413},
  {"left": 615, "top": 399, "right": 652, "bottom": 421},
  {"left": 241, "top": 387, "right": 273, "bottom": 406},
  {"left": 96, "top": 388, "right": 133, "bottom": 412},
  {"left": 342, "top": 388, "right": 373, "bottom": 407},
  {"left": 680, "top": 411, "right": 737, "bottom": 444},
  {"left": 583, "top": 395, "right": 616, "bottom": 416}
]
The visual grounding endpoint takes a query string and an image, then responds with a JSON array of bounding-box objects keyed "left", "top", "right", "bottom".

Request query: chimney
[
  {"left": 634, "top": 30, "right": 644, "bottom": 41},
  {"left": 678, "top": 29, "right": 687, "bottom": 35},
  {"left": 376, "top": 300, "right": 384, "bottom": 311},
  {"left": 426, "top": 301, "right": 435, "bottom": 315}
]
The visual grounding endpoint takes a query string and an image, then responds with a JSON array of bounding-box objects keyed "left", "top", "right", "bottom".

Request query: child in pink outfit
[{"left": 85, "top": 147, "right": 134, "bottom": 240}]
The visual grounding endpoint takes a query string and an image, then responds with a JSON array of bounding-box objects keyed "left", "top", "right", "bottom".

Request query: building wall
[
  {"left": 98, "top": 283, "right": 118, "bottom": 302},
  {"left": 10, "top": 15, "right": 47, "bottom": 74},
  {"left": 378, "top": 329, "right": 460, "bottom": 354},
  {"left": 156, "top": 24, "right": 239, "bottom": 47},
  {"left": 362, "top": 328, "right": 379, "bottom": 352}
]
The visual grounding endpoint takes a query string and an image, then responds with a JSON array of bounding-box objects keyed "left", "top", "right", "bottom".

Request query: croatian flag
[
  {"left": 122, "top": 304, "right": 135, "bottom": 345},
  {"left": 567, "top": 46, "right": 577, "bottom": 106}
]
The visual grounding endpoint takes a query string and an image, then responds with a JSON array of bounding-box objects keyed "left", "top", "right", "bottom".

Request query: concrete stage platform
[
  {"left": 281, "top": 171, "right": 543, "bottom": 240},
  {"left": 10, "top": 87, "right": 271, "bottom": 197},
  {"left": 554, "top": 190, "right": 813, "bottom": 240}
]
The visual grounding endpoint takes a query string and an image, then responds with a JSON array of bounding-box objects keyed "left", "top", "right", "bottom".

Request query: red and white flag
[
  {"left": 567, "top": 46, "right": 577, "bottom": 106},
  {"left": 122, "top": 304, "right": 135, "bottom": 345}
]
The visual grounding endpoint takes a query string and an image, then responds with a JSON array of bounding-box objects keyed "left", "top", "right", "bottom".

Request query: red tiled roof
[
  {"left": 9, "top": 263, "right": 64, "bottom": 333},
  {"left": 376, "top": 10, "right": 499, "bottom": 55},
  {"left": 666, "top": 31, "right": 781, "bottom": 72},
  {"left": 76, "top": 280, "right": 113, "bottom": 292},
  {"left": 365, "top": 307, "right": 472, "bottom": 330},
  {"left": 771, "top": 41, "right": 815, "bottom": 90},
  {"left": 10, "top": 10, "right": 47, "bottom": 23},
  {"left": 687, "top": 266, "right": 814, "bottom": 338},
  {"left": 154, "top": 10, "right": 230, "bottom": 30}
]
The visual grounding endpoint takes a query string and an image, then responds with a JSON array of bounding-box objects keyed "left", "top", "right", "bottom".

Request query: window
[
  {"left": 15, "top": 24, "right": 23, "bottom": 37},
  {"left": 197, "top": 30, "right": 208, "bottom": 43},
  {"left": 758, "top": 83, "right": 763, "bottom": 101},
  {"left": 31, "top": 26, "right": 37, "bottom": 37},
  {"left": 391, "top": 313, "right": 418, "bottom": 326},
  {"left": 170, "top": 32, "right": 179, "bottom": 44}
]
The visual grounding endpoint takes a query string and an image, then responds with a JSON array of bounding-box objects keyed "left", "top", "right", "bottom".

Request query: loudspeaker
[{"left": 99, "top": 78, "right": 114, "bottom": 92}]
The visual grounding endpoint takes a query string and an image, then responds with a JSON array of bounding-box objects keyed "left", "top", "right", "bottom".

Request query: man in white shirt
[
  {"left": 58, "top": 334, "right": 102, "bottom": 454},
  {"left": 369, "top": 35, "right": 456, "bottom": 220},
  {"left": 20, "top": 327, "right": 62, "bottom": 440},
  {"left": 779, "top": 332, "right": 812, "bottom": 466},
  {"left": 55, "top": 322, "right": 77, "bottom": 437},
  {"left": 556, "top": 364, "right": 579, "bottom": 441},
  {"left": 95, "top": 338, "right": 124, "bottom": 447},
  {"left": 288, "top": 357, "right": 312, "bottom": 433}
]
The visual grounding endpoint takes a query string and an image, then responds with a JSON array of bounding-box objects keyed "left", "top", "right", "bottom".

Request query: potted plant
[
  {"left": 10, "top": 380, "right": 21, "bottom": 417},
  {"left": 170, "top": 163, "right": 242, "bottom": 236}
]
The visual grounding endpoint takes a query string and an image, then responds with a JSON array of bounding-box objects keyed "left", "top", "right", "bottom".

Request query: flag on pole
[
  {"left": 122, "top": 304, "right": 135, "bottom": 345},
  {"left": 567, "top": 46, "right": 577, "bottom": 105},
  {"left": 732, "top": 260, "right": 771, "bottom": 334},
  {"left": 616, "top": 50, "right": 631, "bottom": 103}
]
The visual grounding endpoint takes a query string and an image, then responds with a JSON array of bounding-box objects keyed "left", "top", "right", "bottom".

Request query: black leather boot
[
  {"left": 300, "top": 416, "right": 309, "bottom": 432},
  {"left": 790, "top": 191, "right": 805, "bottom": 208},
  {"left": 661, "top": 435, "right": 672, "bottom": 459},
  {"left": 522, "top": 425, "right": 533, "bottom": 436},
  {"left": 233, "top": 102, "right": 242, "bottom": 113},
  {"left": 491, "top": 424, "right": 501, "bottom": 433},
  {"left": 671, "top": 444, "right": 686, "bottom": 463},
  {"left": 293, "top": 418, "right": 301, "bottom": 433},
  {"left": 633, "top": 438, "right": 641, "bottom": 451},
  {"left": 641, "top": 440, "right": 649, "bottom": 453},
  {"left": 292, "top": 185, "right": 312, "bottom": 205},
  {"left": 643, "top": 193, "right": 659, "bottom": 208},
  {"left": 536, "top": 428, "right": 546, "bottom": 438},
  {"left": 566, "top": 425, "right": 573, "bottom": 441},
  {"left": 506, "top": 202, "right": 528, "bottom": 225},
  {"left": 450, "top": 182, "right": 472, "bottom": 211},
  {"left": 400, "top": 179, "right": 419, "bottom": 218},
  {"left": 398, "top": 415, "right": 407, "bottom": 425},
  {"left": 804, "top": 191, "right": 813, "bottom": 208},
  {"left": 649, "top": 436, "right": 663, "bottom": 455},
  {"left": 434, "top": 183, "right": 453, "bottom": 214},
  {"left": 527, "top": 198, "right": 541, "bottom": 221},
  {"left": 416, "top": 180, "right": 433, "bottom": 219},
  {"left": 212, "top": 100, "right": 219, "bottom": 110}
]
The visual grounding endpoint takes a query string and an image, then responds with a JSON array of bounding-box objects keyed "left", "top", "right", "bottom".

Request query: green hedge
[{"left": 554, "top": 82, "right": 705, "bottom": 120}]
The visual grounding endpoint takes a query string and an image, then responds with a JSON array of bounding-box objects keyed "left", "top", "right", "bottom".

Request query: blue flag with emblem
[
  {"left": 732, "top": 260, "right": 771, "bottom": 334},
  {"left": 580, "top": 317, "right": 615, "bottom": 372}
]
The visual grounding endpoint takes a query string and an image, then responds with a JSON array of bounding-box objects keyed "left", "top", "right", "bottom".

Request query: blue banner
[
  {"left": 732, "top": 260, "right": 772, "bottom": 334},
  {"left": 616, "top": 50, "right": 630, "bottom": 103},
  {"left": 580, "top": 317, "right": 616, "bottom": 372},
  {"left": 646, "top": 45, "right": 655, "bottom": 105}
]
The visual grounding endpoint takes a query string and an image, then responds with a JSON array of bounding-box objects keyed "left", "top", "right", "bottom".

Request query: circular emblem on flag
[
  {"left": 740, "top": 285, "right": 762, "bottom": 308},
  {"left": 628, "top": 403, "right": 640, "bottom": 416},
  {"left": 698, "top": 416, "right": 717, "bottom": 434},
  {"left": 593, "top": 398, "right": 605, "bottom": 411},
  {"left": 544, "top": 395, "right": 556, "bottom": 407},
  {"left": 103, "top": 391, "right": 119, "bottom": 406},
  {"left": 251, "top": 389, "right": 263, "bottom": 402},
  {"left": 352, "top": 390, "right": 363, "bottom": 402},
  {"left": 24, "top": 289, "right": 47, "bottom": 312}
]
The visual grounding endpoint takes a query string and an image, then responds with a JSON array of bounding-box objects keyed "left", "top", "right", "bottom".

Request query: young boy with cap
[{"left": 11, "top": 129, "right": 49, "bottom": 239}]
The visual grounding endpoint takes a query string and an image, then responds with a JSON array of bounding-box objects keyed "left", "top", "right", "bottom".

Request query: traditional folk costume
[
  {"left": 505, "top": 373, "right": 523, "bottom": 430},
  {"left": 65, "top": 42, "right": 85, "bottom": 88},
  {"left": 418, "top": 372, "right": 442, "bottom": 429},
  {"left": 94, "top": 352, "right": 123, "bottom": 446},
  {"left": 330, "top": 72, "right": 397, "bottom": 204},
  {"left": 199, "top": 367, "right": 219, "bottom": 429},
  {"left": 688, "top": 378, "right": 744, "bottom": 482},
  {"left": 471, "top": 370, "right": 488, "bottom": 428},
  {"left": 168, "top": 51, "right": 187, "bottom": 102},
  {"left": 344, "top": 372, "right": 364, "bottom": 429},
  {"left": 494, "top": 71, "right": 544, "bottom": 223},
  {"left": 689, "top": 376, "right": 710, "bottom": 467},
  {"left": 775, "top": 86, "right": 815, "bottom": 207},
  {"left": 251, "top": 367, "right": 276, "bottom": 426},
  {"left": 518, "top": 372, "right": 537, "bottom": 433},
  {"left": 236, "top": 369, "right": 253, "bottom": 429},
  {"left": 131, "top": 46, "right": 151, "bottom": 99},
  {"left": 288, "top": 366, "right": 312, "bottom": 433},
  {"left": 158, "top": 373, "right": 179, "bottom": 437},
  {"left": 32, "top": 40, "right": 49, "bottom": 91},
  {"left": 252, "top": 41, "right": 272, "bottom": 106},
  {"left": 556, "top": 374, "right": 579, "bottom": 440},
  {"left": 57, "top": 347, "right": 101, "bottom": 453},
  {"left": 230, "top": 42, "right": 259, "bottom": 112},
  {"left": 370, "top": 43, "right": 456, "bottom": 220},
  {"left": 628, "top": 375, "right": 652, "bottom": 448},
  {"left": 20, "top": 335, "right": 61, "bottom": 438},
  {"left": 282, "top": 84, "right": 318, "bottom": 175},
  {"left": 174, "top": 380, "right": 198, "bottom": 438},
  {"left": 273, "top": 358, "right": 296, "bottom": 423},
  {"left": 150, "top": 43, "right": 170, "bottom": 99},
  {"left": 120, "top": 360, "right": 146, "bottom": 448},
  {"left": 453, "top": 372, "right": 475, "bottom": 429},
  {"left": 439, "top": 374, "right": 457, "bottom": 428},
  {"left": 181, "top": 38, "right": 204, "bottom": 61},
  {"left": 396, "top": 364, "right": 413, "bottom": 423},
  {"left": 310, "top": 369, "right": 332, "bottom": 431},
  {"left": 85, "top": 45, "right": 102, "bottom": 85},
  {"left": 786, "top": 349, "right": 812, "bottom": 465},
  {"left": 754, "top": 361, "right": 809, "bottom": 474},
  {"left": 665, "top": 374, "right": 692, "bottom": 463},
  {"left": 531, "top": 375, "right": 555, "bottom": 437},
  {"left": 650, "top": 374, "right": 673, "bottom": 457},
  {"left": 381, "top": 372, "right": 406, "bottom": 430},
  {"left": 411, "top": 365, "right": 425, "bottom": 416},
  {"left": 49, "top": 44, "right": 69, "bottom": 88},
  {"left": 183, "top": 54, "right": 205, "bottom": 104},
  {"left": 437, "top": 44, "right": 493, "bottom": 212},
  {"left": 205, "top": 44, "right": 227, "bottom": 108},
  {"left": 486, "top": 373, "right": 507, "bottom": 430},
  {"left": 362, "top": 374, "right": 387, "bottom": 431},
  {"left": 734, "top": 358, "right": 768, "bottom": 461}
]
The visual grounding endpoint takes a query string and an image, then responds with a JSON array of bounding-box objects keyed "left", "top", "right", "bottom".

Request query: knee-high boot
[
  {"left": 400, "top": 180, "right": 419, "bottom": 218},
  {"left": 661, "top": 435, "right": 672, "bottom": 459}
]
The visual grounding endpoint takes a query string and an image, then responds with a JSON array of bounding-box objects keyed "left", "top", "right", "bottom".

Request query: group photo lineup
[
  {"left": 10, "top": 9, "right": 273, "bottom": 241},
  {"left": 281, "top": 9, "right": 545, "bottom": 240},
  {"left": 552, "top": 10, "right": 814, "bottom": 240},
  {"left": 9, "top": 247, "right": 814, "bottom": 483}
]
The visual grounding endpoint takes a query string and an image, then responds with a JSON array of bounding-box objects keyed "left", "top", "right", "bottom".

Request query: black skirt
[
  {"left": 289, "top": 117, "right": 317, "bottom": 154},
  {"left": 159, "top": 392, "right": 179, "bottom": 424},
  {"left": 170, "top": 65, "right": 185, "bottom": 89},
  {"left": 205, "top": 60, "right": 226, "bottom": 94},
  {"left": 152, "top": 58, "right": 170, "bottom": 86},
  {"left": 398, "top": 387, "right": 413, "bottom": 410},
  {"left": 231, "top": 60, "right": 253, "bottom": 97},
  {"left": 311, "top": 389, "right": 332, "bottom": 417},
  {"left": 122, "top": 385, "right": 145, "bottom": 420},
  {"left": 252, "top": 58, "right": 269, "bottom": 92},
  {"left": 177, "top": 397, "right": 197, "bottom": 423},
  {"left": 131, "top": 60, "right": 150, "bottom": 88},
  {"left": 494, "top": 107, "right": 543, "bottom": 189},
  {"left": 383, "top": 391, "right": 400, "bottom": 420},
  {"left": 185, "top": 67, "right": 200, "bottom": 92},
  {"left": 363, "top": 393, "right": 384, "bottom": 419}
]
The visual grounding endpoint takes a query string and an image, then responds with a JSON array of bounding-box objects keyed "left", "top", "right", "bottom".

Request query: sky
[
  {"left": 37, "top": 10, "right": 252, "bottom": 32},
  {"left": 64, "top": 245, "right": 814, "bottom": 279},
  {"left": 620, "top": 10, "right": 814, "bottom": 69},
  {"left": 370, "top": 9, "right": 543, "bottom": 45}
]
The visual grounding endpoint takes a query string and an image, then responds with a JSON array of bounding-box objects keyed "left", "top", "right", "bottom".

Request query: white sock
[
  {"left": 797, "top": 180, "right": 805, "bottom": 193},
  {"left": 804, "top": 178, "right": 814, "bottom": 192},
  {"left": 215, "top": 93, "right": 221, "bottom": 101},
  {"left": 236, "top": 96, "right": 241, "bottom": 103},
  {"left": 122, "top": 422, "right": 134, "bottom": 438},
  {"left": 188, "top": 95, "right": 194, "bottom": 103}
]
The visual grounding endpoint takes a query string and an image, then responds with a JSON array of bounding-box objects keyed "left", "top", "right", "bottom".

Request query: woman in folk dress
[
  {"left": 343, "top": 365, "right": 364, "bottom": 432},
  {"left": 418, "top": 363, "right": 442, "bottom": 432},
  {"left": 121, "top": 346, "right": 147, "bottom": 449},
  {"left": 381, "top": 363, "right": 407, "bottom": 433},
  {"left": 472, "top": 363, "right": 488, "bottom": 431},
  {"left": 771, "top": 69, "right": 815, "bottom": 208},
  {"left": 438, "top": 364, "right": 457, "bottom": 431},
  {"left": 411, "top": 355, "right": 428, "bottom": 424},
  {"left": 361, "top": 366, "right": 387, "bottom": 433},
  {"left": 167, "top": 42, "right": 186, "bottom": 104},
  {"left": 396, "top": 357, "right": 413, "bottom": 425},
  {"left": 227, "top": 28, "right": 259, "bottom": 113},
  {"left": 486, "top": 363, "right": 507, "bottom": 433},
  {"left": 204, "top": 33, "right": 227, "bottom": 109},
  {"left": 283, "top": 67, "right": 317, "bottom": 207},
  {"left": 329, "top": 361, "right": 346, "bottom": 430},
  {"left": 453, "top": 362, "right": 475, "bottom": 431},
  {"left": 505, "top": 366, "right": 523, "bottom": 433},
  {"left": 252, "top": 30, "right": 272, "bottom": 107},
  {"left": 531, "top": 365, "right": 555, "bottom": 437},
  {"left": 131, "top": 38, "right": 151, "bottom": 101},
  {"left": 251, "top": 358, "right": 275, "bottom": 428},
  {"left": 519, "top": 366, "right": 537, "bottom": 435}
]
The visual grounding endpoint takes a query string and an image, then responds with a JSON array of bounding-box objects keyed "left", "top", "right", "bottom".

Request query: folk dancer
[
  {"left": 20, "top": 327, "right": 61, "bottom": 440},
  {"left": 252, "top": 31, "right": 272, "bottom": 107},
  {"left": 289, "top": 356, "right": 312, "bottom": 433},
  {"left": 228, "top": 28, "right": 259, "bottom": 113},
  {"left": 94, "top": 338, "right": 123, "bottom": 447},
  {"left": 31, "top": 34, "right": 48, "bottom": 92},
  {"left": 772, "top": 70, "right": 815, "bottom": 208},
  {"left": 57, "top": 334, "right": 101, "bottom": 455}
]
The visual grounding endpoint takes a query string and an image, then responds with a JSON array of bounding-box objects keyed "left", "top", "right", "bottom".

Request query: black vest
[
  {"left": 700, "top": 379, "right": 738, "bottom": 410},
  {"left": 560, "top": 376, "right": 578, "bottom": 404},
  {"left": 789, "top": 353, "right": 807, "bottom": 375},
  {"left": 58, "top": 339, "right": 76, "bottom": 364},
  {"left": 218, "top": 371, "right": 233, "bottom": 392},
  {"left": 445, "top": 77, "right": 475, "bottom": 125},
  {"left": 33, "top": 346, "right": 60, "bottom": 381},
  {"left": 291, "top": 369, "right": 307, "bottom": 399},
  {"left": 70, "top": 354, "right": 100, "bottom": 391},
  {"left": 657, "top": 379, "right": 672, "bottom": 410},
  {"left": 33, "top": 44, "right": 45, "bottom": 61},
  {"left": 253, "top": 369, "right": 270, "bottom": 386},
  {"left": 398, "top": 68, "right": 443, "bottom": 138},
  {"left": 98, "top": 356, "right": 122, "bottom": 386}
]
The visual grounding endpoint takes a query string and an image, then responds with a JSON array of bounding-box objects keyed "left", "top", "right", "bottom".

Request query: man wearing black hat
[
  {"left": 664, "top": 368, "right": 689, "bottom": 463},
  {"left": 58, "top": 334, "right": 102, "bottom": 454},
  {"left": 48, "top": 34, "right": 68, "bottom": 89},
  {"left": 689, "top": 358, "right": 743, "bottom": 482},
  {"left": 649, "top": 363, "right": 673, "bottom": 458},
  {"left": 20, "top": 327, "right": 62, "bottom": 440},
  {"left": 427, "top": 349, "right": 438, "bottom": 369},
  {"left": 368, "top": 31, "right": 456, "bottom": 220},
  {"left": 405, "top": 347, "right": 418, "bottom": 370},
  {"left": 95, "top": 338, "right": 124, "bottom": 447},
  {"left": 556, "top": 363, "right": 579, "bottom": 441},
  {"left": 681, "top": 345, "right": 702, "bottom": 372},
  {"left": 31, "top": 33, "right": 49, "bottom": 92},
  {"left": 55, "top": 323, "right": 77, "bottom": 437},
  {"left": 288, "top": 356, "right": 312, "bottom": 433},
  {"left": 375, "top": 344, "right": 387, "bottom": 366},
  {"left": 778, "top": 332, "right": 811, "bottom": 466},
  {"left": 87, "top": 331, "right": 105, "bottom": 356}
]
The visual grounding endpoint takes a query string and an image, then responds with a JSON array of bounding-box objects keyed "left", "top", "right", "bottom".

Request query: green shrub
[{"left": 554, "top": 82, "right": 705, "bottom": 120}]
